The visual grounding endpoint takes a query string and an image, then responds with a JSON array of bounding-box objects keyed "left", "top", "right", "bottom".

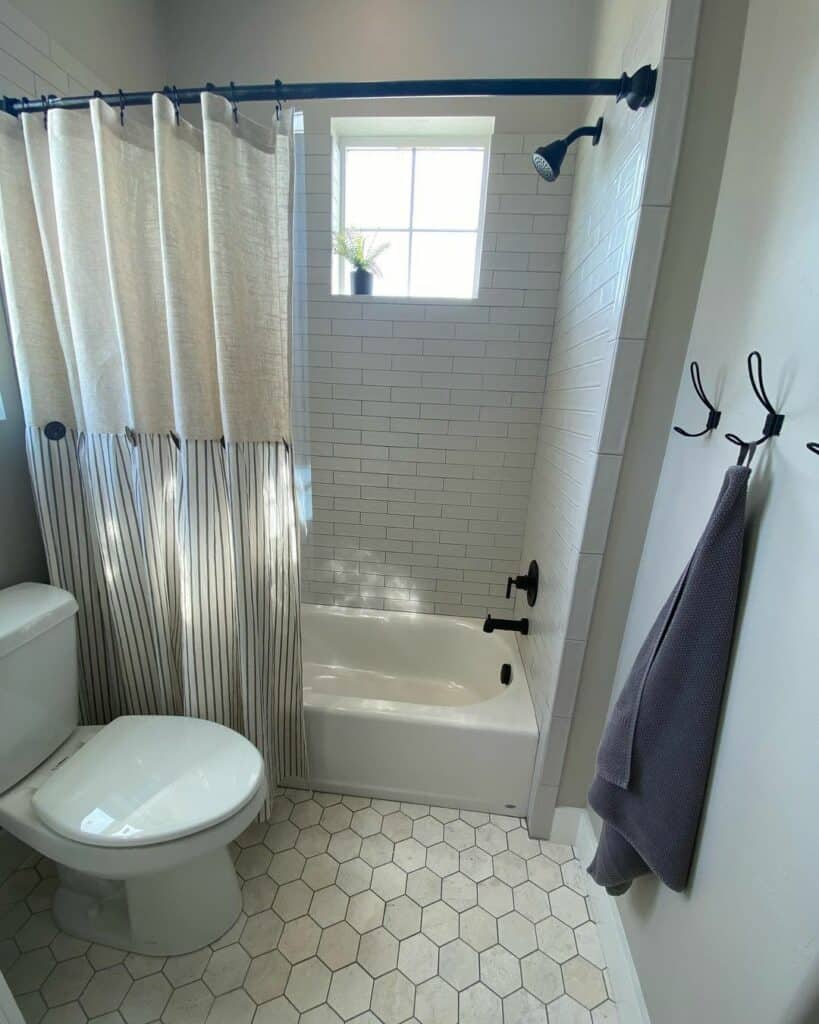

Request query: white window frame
[{"left": 336, "top": 133, "right": 491, "bottom": 300}]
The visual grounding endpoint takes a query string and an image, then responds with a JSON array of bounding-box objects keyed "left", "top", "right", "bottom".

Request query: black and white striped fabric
[
  {"left": 0, "top": 93, "right": 306, "bottom": 808},
  {"left": 26, "top": 428, "right": 307, "bottom": 805}
]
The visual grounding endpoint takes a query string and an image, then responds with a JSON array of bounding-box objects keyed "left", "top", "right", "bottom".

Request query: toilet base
[{"left": 52, "top": 846, "right": 242, "bottom": 955}]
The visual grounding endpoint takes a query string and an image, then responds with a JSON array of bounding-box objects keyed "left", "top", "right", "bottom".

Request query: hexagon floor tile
[{"left": 0, "top": 788, "right": 616, "bottom": 1024}]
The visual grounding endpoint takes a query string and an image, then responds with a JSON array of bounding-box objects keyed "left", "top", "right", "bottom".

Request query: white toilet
[{"left": 0, "top": 582, "right": 268, "bottom": 956}]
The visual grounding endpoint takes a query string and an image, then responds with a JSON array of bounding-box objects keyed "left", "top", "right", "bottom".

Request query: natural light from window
[{"left": 332, "top": 118, "right": 492, "bottom": 299}]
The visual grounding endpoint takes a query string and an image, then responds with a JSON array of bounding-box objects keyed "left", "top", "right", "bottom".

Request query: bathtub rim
[{"left": 301, "top": 601, "right": 537, "bottom": 736}]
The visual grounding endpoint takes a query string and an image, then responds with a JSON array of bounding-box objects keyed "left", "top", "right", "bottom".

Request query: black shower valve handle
[
  {"left": 505, "top": 560, "right": 539, "bottom": 607},
  {"left": 506, "top": 572, "right": 529, "bottom": 599}
]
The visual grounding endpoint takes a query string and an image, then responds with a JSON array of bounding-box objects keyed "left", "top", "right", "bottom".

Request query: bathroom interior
[{"left": 0, "top": 0, "right": 816, "bottom": 1022}]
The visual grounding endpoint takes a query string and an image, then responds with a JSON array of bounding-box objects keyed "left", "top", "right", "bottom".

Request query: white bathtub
[{"left": 297, "top": 604, "right": 538, "bottom": 815}]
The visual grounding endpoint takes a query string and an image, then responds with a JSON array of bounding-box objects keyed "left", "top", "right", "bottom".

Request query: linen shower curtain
[{"left": 0, "top": 94, "right": 306, "bottom": 801}]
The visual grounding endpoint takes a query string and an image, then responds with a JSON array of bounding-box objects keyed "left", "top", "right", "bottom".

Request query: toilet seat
[{"left": 32, "top": 716, "right": 264, "bottom": 848}]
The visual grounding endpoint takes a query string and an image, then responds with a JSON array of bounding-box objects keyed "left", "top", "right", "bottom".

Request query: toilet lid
[{"left": 32, "top": 716, "right": 265, "bottom": 847}]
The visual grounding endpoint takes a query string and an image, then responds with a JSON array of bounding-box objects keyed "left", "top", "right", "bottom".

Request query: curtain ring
[
  {"left": 171, "top": 84, "right": 180, "bottom": 126},
  {"left": 274, "top": 78, "right": 283, "bottom": 121},
  {"left": 124, "top": 426, "right": 138, "bottom": 447},
  {"left": 229, "top": 81, "right": 239, "bottom": 124},
  {"left": 118, "top": 89, "right": 126, "bottom": 126},
  {"left": 41, "top": 94, "right": 49, "bottom": 130}
]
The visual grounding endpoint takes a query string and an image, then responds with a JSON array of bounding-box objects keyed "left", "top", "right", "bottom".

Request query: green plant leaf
[{"left": 333, "top": 228, "right": 390, "bottom": 275}]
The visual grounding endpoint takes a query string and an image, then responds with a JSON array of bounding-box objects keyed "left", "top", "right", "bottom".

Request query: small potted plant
[{"left": 333, "top": 229, "right": 389, "bottom": 295}]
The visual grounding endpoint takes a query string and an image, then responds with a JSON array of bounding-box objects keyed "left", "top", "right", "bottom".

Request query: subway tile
[{"left": 295, "top": 94, "right": 670, "bottom": 621}]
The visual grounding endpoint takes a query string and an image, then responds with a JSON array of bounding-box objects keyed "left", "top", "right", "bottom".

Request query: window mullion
[{"left": 407, "top": 147, "right": 417, "bottom": 297}]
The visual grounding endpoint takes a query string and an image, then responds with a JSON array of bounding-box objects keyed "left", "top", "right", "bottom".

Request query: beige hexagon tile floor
[{"left": 0, "top": 790, "right": 618, "bottom": 1024}]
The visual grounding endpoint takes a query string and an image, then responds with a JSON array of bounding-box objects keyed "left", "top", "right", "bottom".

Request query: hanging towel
[{"left": 587, "top": 463, "right": 751, "bottom": 893}]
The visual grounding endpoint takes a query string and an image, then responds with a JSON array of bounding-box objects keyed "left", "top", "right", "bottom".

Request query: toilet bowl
[{"left": 0, "top": 583, "right": 268, "bottom": 955}]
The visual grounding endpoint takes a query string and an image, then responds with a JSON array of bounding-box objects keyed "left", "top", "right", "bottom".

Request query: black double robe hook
[
  {"left": 725, "top": 350, "right": 784, "bottom": 464},
  {"left": 673, "top": 361, "right": 721, "bottom": 437}
]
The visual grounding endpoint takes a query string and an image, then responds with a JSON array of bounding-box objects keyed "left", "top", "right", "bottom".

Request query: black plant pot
[{"left": 351, "top": 268, "right": 374, "bottom": 295}]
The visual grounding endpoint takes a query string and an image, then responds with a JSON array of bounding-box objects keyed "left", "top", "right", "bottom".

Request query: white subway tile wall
[
  {"left": 0, "top": 0, "right": 112, "bottom": 100},
  {"left": 298, "top": 125, "right": 576, "bottom": 618},
  {"left": 518, "top": 0, "right": 699, "bottom": 834}
]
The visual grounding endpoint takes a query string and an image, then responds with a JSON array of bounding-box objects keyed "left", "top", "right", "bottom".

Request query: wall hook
[
  {"left": 725, "top": 350, "right": 784, "bottom": 464},
  {"left": 673, "top": 361, "right": 721, "bottom": 437},
  {"left": 807, "top": 443, "right": 819, "bottom": 456}
]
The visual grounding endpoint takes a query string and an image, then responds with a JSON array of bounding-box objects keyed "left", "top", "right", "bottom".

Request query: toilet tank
[{"left": 0, "top": 583, "right": 80, "bottom": 794}]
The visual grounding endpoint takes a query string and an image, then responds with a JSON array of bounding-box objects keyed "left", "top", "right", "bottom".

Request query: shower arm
[
  {"left": 2, "top": 66, "right": 657, "bottom": 117},
  {"left": 565, "top": 124, "right": 601, "bottom": 146}
]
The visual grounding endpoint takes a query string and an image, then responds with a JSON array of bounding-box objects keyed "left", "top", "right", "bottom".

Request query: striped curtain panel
[{"left": 0, "top": 94, "right": 307, "bottom": 803}]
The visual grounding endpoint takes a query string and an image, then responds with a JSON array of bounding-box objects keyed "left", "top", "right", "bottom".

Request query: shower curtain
[{"left": 0, "top": 94, "right": 306, "bottom": 803}]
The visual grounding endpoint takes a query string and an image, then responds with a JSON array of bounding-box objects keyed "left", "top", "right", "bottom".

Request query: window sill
[{"left": 328, "top": 293, "right": 478, "bottom": 304}]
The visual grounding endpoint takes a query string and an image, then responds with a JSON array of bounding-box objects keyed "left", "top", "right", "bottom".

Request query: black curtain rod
[{"left": 3, "top": 65, "right": 657, "bottom": 117}]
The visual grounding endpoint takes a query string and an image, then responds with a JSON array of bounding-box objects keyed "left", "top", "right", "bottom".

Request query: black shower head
[{"left": 532, "top": 117, "right": 603, "bottom": 182}]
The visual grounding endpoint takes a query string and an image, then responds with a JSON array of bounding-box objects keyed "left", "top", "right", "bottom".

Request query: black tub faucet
[{"left": 483, "top": 614, "right": 529, "bottom": 635}]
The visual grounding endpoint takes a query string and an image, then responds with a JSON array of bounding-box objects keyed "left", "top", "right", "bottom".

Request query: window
[{"left": 332, "top": 117, "right": 493, "bottom": 299}]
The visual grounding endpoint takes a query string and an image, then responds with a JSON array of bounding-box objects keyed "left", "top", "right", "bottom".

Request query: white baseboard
[
  {"left": 549, "top": 805, "right": 583, "bottom": 845},
  {"left": 572, "top": 809, "right": 651, "bottom": 1024}
]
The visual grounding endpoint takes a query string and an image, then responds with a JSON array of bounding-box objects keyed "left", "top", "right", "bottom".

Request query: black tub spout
[{"left": 483, "top": 614, "right": 529, "bottom": 635}]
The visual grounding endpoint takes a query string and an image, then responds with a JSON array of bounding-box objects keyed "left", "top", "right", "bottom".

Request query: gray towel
[{"left": 587, "top": 464, "right": 750, "bottom": 893}]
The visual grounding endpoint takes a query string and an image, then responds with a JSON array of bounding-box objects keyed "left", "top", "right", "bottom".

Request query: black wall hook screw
[
  {"left": 725, "top": 350, "right": 784, "bottom": 465},
  {"left": 673, "top": 360, "right": 722, "bottom": 437}
]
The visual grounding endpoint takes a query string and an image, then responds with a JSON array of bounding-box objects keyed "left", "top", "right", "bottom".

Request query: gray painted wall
[
  {"left": 0, "top": 0, "right": 166, "bottom": 588},
  {"left": 0, "top": 309, "right": 46, "bottom": 588},
  {"left": 595, "top": 1, "right": 819, "bottom": 1020},
  {"left": 9, "top": 0, "right": 167, "bottom": 92}
]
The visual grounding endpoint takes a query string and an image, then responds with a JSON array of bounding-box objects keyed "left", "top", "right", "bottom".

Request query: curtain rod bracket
[{"left": 617, "top": 64, "right": 657, "bottom": 109}]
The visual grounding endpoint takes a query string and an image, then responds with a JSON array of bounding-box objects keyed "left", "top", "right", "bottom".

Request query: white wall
[
  {"left": 606, "top": 1, "right": 819, "bottom": 1020},
  {"left": 557, "top": 0, "right": 749, "bottom": 807},
  {"left": 6, "top": 0, "right": 167, "bottom": 93},
  {"left": 298, "top": 110, "right": 573, "bottom": 616},
  {"left": 518, "top": 0, "right": 697, "bottom": 833},
  {"left": 161, "top": 1, "right": 598, "bottom": 94}
]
